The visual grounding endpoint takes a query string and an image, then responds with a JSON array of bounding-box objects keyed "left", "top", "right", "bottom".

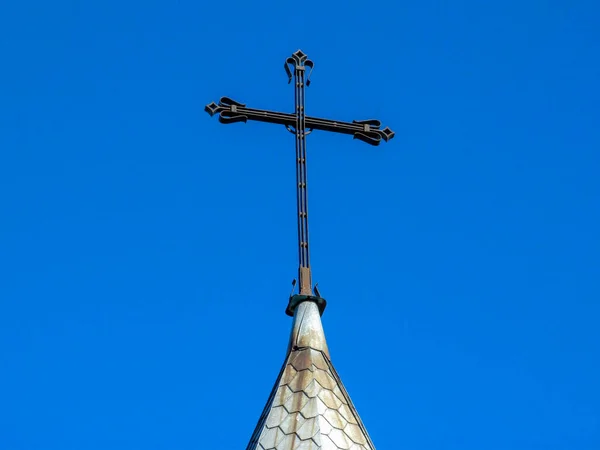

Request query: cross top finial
[{"left": 285, "top": 50, "right": 314, "bottom": 85}]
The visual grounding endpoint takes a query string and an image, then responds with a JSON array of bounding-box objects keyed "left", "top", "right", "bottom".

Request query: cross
[{"left": 205, "top": 50, "right": 394, "bottom": 308}]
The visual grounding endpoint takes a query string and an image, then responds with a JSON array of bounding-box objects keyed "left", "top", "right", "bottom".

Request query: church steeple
[{"left": 245, "top": 296, "right": 376, "bottom": 450}]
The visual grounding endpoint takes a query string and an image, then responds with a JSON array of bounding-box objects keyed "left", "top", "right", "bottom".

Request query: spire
[
  {"left": 206, "top": 50, "right": 393, "bottom": 449},
  {"left": 246, "top": 296, "right": 376, "bottom": 450}
]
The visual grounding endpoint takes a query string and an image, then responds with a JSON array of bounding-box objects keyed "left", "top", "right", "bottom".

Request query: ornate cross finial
[{"left": 206, "top": 50, "right": 394, "bottom": 311}]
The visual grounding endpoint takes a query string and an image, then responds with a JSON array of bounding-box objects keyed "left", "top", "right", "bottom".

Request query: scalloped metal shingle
[{"left": 246, "top": 300, "right": 376, "bottom": 450}]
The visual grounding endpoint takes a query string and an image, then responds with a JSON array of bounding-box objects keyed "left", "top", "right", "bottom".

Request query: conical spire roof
[{"left": 246, "top": 297, "right": 376, "bottom": 450}]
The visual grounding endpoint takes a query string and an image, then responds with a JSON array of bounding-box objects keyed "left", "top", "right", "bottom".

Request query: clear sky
[{"left": 1, "top": 1, "right": 599, "bottom": 449}]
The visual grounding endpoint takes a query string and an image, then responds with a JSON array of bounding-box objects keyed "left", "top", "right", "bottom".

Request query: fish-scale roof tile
[{"left": 246, "top": 300, "right": 376, "bottom": 450}]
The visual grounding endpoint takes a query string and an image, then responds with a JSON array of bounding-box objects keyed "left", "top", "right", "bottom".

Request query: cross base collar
[{"left": 285, "top": 294, "right": 327, "bottom": 317}]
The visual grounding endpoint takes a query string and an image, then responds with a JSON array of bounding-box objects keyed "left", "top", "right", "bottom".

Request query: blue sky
[{"left": 1, "top": 1, "right": 599, "bottom": 449}]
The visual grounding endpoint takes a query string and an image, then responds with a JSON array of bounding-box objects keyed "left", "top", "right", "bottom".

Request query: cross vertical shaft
[{"left": 288, "top": 53, "right": 313, "bottom": 295}]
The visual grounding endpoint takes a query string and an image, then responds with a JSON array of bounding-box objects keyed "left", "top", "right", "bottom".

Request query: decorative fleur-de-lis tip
[{"left": 285, "top": 50, "right": 315, "bottom": 85}]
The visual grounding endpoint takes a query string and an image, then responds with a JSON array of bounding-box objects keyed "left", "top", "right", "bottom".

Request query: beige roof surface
[{"left": 246, "top": 299, "right": 376, "bottom": 450}]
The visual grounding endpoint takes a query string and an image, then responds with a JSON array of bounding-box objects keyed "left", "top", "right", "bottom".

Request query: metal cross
[{"left": 205, "top": 50, "right": 394, "bottom": 304}]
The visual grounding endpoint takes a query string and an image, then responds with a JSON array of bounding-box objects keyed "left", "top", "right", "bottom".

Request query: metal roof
[{"left": 246, "top": 297, "right": 376, "bottom": 450}]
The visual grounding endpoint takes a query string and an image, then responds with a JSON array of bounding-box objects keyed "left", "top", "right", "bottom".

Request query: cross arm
[
  {"left": 305, "top": 116, "right": 395, "bottom": 146},
  {"left": 205, "top": 96, "right": 295, "bottom": 127},
  {"left": 205, "top": 97, "right": 395, "bottom": 146}
]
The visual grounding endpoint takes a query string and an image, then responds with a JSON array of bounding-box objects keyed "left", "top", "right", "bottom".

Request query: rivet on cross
[{"left": 205, "top": 50, "right": 395, "bottom": 310}]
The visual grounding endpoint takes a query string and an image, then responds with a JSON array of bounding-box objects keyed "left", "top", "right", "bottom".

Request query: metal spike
[{"left": 314, "top": 283, "right": 321, "bottom": 298}]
